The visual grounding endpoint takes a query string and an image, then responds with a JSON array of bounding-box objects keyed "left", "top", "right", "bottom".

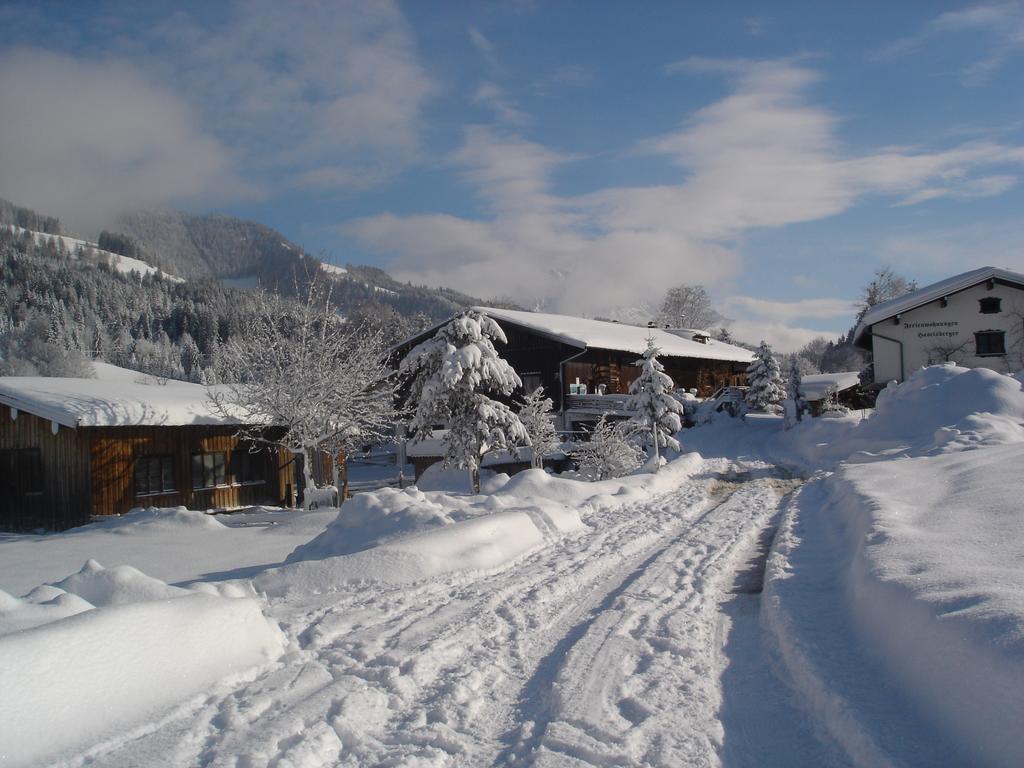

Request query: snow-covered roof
[
  {"left": 474, "top": 307, "right": 755, "bottom": 364},
  {"left": 801, "top": 371, "right": 861, "bottom": 400},
  {"left": 0, "top": 363, "right": 245, "bottom": 428},
  {"left": 854, "top": 266, "right": 1024, "bottom": 343}
]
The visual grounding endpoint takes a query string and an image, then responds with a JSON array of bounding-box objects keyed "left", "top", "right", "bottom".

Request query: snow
[
  {"left": 800, "top": 370, "right": 861, "bottom": 400},
  {"left": 0, "top": 361, "right": 249, "bottom": 427},
  {"left": 854, "top": 265, "right": 1024, "bottom": 341},
  {"left": 474, "top": 306, "right": 756, "bottom": 363},
  {"left": 2, "top": 360, "right": 1023, "bottom": 766},
  {"left": 6, "top": 225, "right": 184, "bottom": 282},
  {"left": 319, "top": 262, "right": 348, "bottom": 276},
  {"left": 0, "top": 561, "right": 285, "bottom": 768}
]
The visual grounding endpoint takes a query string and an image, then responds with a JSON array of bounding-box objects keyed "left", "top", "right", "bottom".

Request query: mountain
[{"left": 114, "top": 208, "right": 506, "bottom": 319}]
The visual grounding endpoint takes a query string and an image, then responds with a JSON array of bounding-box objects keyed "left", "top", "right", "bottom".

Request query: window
[
  {"left": 979, "top": 297, "right": 1002, "bottom": 314},
  {"left": 230, "top": 449, "right": 264, "bottom": 485},
  {"left": 134, "top": 455, "right": 175, "bottom": 496},
  {"left": 521, "top": 372, "right": 543, "bottom": 393},
  {"left": 191, "top": 452, "right": 227, "bottom": 489},
  {"left": 0, "top": 449, "right": 43, "bottom": 496},
  {"left": 975, "top": 330, "right": 1006, "bottom": 356}
]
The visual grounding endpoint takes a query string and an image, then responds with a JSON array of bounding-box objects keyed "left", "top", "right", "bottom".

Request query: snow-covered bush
[
  {"left": 820, "top": 383, "right": 849, "bottom": 415},
  {"left": 571, "top": 416, "right": 644, "bottom": 481},
  {"left": 626, "top": 338, "right": 685, "bottom": 466},
  {"left": 518, "top": 387, "right": 560, "bottom": 469},
  {"left": 400, "top": 310, "right": 529, "bottom": 493},
  {"left": 745, "top": 340, "right": 784, "bottom": 413}
]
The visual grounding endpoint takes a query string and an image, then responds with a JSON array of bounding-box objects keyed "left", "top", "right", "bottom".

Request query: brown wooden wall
[
  {"left": 0, "top": 404, "right": 91, "bottom": 531},
  {"left": 565, "top": 350, "right": 746, "bottom": 397},
  {"left": 87, "top": 425, "right": 294, "bottom": 518}
]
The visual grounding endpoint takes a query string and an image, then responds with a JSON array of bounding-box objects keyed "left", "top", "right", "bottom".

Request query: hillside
[{"left": 114, "top": 209, "right": 504, "bottom": 319}]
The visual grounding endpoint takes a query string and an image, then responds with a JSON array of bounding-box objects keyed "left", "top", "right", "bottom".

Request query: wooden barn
[
  {"left": 0, "top": 363, "right": 301, "bottom": 532},
  {"left": 393, "top": 305, "right": 754, "bottom": 440}
]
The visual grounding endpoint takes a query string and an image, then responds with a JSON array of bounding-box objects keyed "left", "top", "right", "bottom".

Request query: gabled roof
[
  {"left": 854, "top": 266, "right": 1024, "bottom": 344},
  {"left": 473, "top": 306, "right": 755, "bottom": 364},
  {"left": 801, "top": 371, "right": 861, "bottom": 400},
  {"left": 0, "top": 363, "right": 245, "bottom": 428}
]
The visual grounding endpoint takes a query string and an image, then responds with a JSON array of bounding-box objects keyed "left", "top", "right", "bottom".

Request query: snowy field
[{"left": 1, "top": 363, "right": 1023, "bottom": 766}]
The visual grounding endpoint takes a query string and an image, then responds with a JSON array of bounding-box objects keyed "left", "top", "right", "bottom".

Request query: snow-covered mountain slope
[{"left": 5, "top": 225, "right": 182, "bottom": 282}]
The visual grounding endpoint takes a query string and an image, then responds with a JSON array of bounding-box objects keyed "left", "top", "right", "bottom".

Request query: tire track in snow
[{"left": 499, "top": 472, "right": 804, "bottom": 767}]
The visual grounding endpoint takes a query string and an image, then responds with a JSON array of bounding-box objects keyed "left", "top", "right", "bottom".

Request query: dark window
[
  {"left": 975, "top": 330, "right": 1006, "bottom": 356},
  {"left": 134, "top": 455, "right": 175, "bottom": 496},
  {"left": 979, "top": 297, "right": 1002, "bottom": 314},
  {"left": 191, "top": 452, "right": 227, "bottom": 490},
  {"left": 521, "top": 372, "right": 543, "bottom": 393},
  {"left": 230, "top": 448, "right": 264, "bottom": 485},
  {"left": 0, "top": 449, "right": 43, "bottom": 496}
]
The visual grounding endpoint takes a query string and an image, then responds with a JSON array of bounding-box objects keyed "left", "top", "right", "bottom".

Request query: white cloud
[
  {"left": 726, "top": 320, "right": 833, "bottom": 353},
  {"left": 150, "top": 0, "right": 435, "bottom": 188},
  {"left": 0, "top": 48, "right": 248, "bottom": 232},
  {"left": 349, "top": 58, "right": 1024, "bottom": 326},
  {"left": 878, "top": 2, "right": 1024, "bottom": 84},
  {"left": 722, "top": 296, "right": 857, "bottom": 323}
]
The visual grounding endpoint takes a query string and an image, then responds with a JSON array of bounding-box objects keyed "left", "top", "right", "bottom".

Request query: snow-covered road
[{"left": 89, "top": 458, "right": 834, "bottom": 767}]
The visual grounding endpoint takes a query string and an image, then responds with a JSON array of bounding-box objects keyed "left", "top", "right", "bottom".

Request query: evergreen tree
[
  {"left": 784, "top": 358, "right": 807, "bottom": 430},
  {"left": 627, "top": 337, "right": 685, "bottom": 467},
  {"left": 399, "top": 310, "right": 528, "bottom": 493},
  {"left": 517, "top": 387, "right": 560, "bottom": 469},
  {"left": 745, "top": 341, "right": 785, "bottom": 413}
]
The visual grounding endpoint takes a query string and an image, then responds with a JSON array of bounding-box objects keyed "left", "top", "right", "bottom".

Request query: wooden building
[
  {"left": 0, "top": 363, "right": 298, "bottom": 532},
  {"left": 393, "top": 306, "right": 754, "bottom": 452}
]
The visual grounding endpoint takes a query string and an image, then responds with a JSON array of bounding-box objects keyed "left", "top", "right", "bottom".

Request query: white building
[{"left": 854, "top": 266, "right": 1024, "bottom": 384}]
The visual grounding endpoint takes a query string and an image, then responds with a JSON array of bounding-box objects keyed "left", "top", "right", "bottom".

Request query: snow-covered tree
[
  {"left": 745, "top": 341, "right": 785, "bottom": 413},
  {"left": 209, "top": 281, "right": 396, "bottom": 507},
  {"left": 399, "top": 310, "right": 529, "bottom": 493},
  {"left": 627, "top": 338, "right": 685, "bottom": 467},
  {"left": 571, "top": 416, "right": 644, "bottom": 481},
  {"left": 820, "top": 383, "right": 849, "bottom": 415},
  {"left": 784, "top": 358, "right": 807, "bottom": 430},
  {"left": 655, "top": 284, "right": 723, "bottom": 329},
  {"left": 517, "top": 387, "right": 560, "bottom": 469}
]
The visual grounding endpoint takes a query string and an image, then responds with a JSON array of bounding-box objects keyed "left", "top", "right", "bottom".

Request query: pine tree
[
  {"left": 745, "top": 341, "right": 785, "bottom": 413},
  {"left": 518, "top": 387, "right": 560, "bottom": 469},
  {"left": 571, "top": 416, "right": 644, "bottom": 481},
  {"left": 627, "top": 337, "right": 685, "bottom": 467},
  {"left": 784, "top": 357, "right": 807, "bottom": 430},
  {"left": 400, "top": 310, "right": 528, "bottom": 493}
]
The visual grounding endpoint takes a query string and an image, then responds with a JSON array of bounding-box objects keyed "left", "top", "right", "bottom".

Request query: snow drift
[
  {"left": 256, "top": 455, "right": 704, "bottom": 597},
  {"left": 0, "top": 561, "right": 286, "bottom": 768},
  {"left": 762, "top": 364, "right": 1024, "bottom": 768}
]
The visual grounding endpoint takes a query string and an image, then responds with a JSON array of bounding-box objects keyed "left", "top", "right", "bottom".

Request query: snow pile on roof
[
  {"left": 256, "top": 453, "right": 704, "bottom": 596},
  {"left": 800, "top": 371, "right": 861, "bottom": 400},
  {"left": 0, "top": 561, "right": 285, "bottom": 768},
  {"left": 474, "top": 306, "right": 755, "bottom": 363},
  {"left": 0, "top": 362, "right": 247, "bottom": 428},
  {"left": 854, "top": 265, "right": 1024, "bottom": 341}
]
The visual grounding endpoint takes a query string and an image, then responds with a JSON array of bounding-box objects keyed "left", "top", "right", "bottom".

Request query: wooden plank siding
[
  {"left": 0, "top": 404, "right": 91, "bottom": 531},
  {"left": 87, "top": 425, "right": 293, "bottom": 518}
]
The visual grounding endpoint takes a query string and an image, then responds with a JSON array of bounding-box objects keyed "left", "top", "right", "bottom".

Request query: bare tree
[
  {"left": 209, "top": 281, "right": 396, "bottom": 508},
  {"left": 655, "top": 284, "right": 723, "bottom": 330}
]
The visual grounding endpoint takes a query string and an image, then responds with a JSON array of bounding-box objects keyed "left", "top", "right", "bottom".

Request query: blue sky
[{"left": 2, "top": 1, "right": 1024, "bottom": 349}]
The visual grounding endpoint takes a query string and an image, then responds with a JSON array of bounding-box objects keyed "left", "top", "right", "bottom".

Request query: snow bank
[
  {"left": 760, "top": 365, "right": 1024, "bottom": 767},
  {"left": 257, "top": 455, "right": 704, "bottom": 596},
  {"left": 0, "top": 562, "right": 286, "bottom": 767},
  {"left": 688, "top": 363, "right": 1024, "bottom": 474}
]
